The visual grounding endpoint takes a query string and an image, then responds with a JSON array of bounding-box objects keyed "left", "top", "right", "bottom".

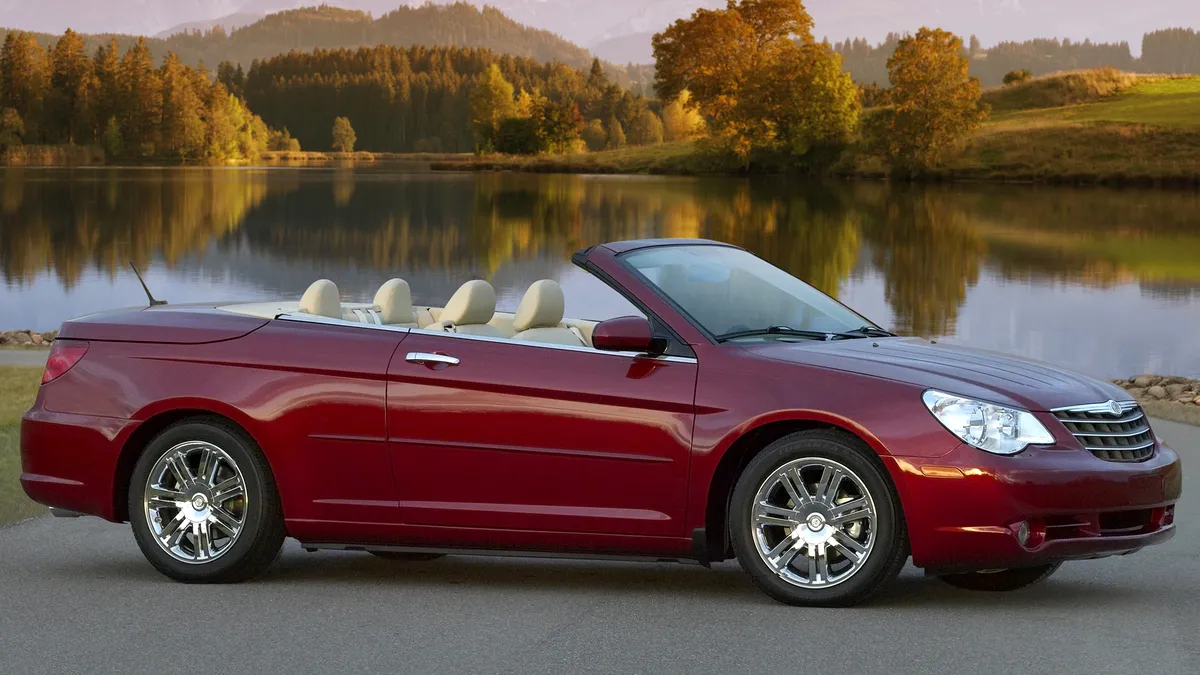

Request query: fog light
[{"left": 1017, "top": 521, "right": 1031, "bottom": 546}]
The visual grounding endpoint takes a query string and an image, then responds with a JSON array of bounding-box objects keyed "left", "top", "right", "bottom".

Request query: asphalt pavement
[{"left": 1, "top": 420, "right": 1196, "bottom": 675}]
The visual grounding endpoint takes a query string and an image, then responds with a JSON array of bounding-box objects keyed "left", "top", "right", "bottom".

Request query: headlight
[{"left": 922, "top": 390, "right": 1055, "bottom": 455}]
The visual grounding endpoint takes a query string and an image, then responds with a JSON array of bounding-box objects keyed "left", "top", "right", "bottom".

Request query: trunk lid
[{"left": 56, "top": 306, "right": 268, "bottom": 344}]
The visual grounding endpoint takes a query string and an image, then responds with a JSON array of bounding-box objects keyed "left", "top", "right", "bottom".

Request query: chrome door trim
[
  {"left": 406, "top": 352, "right": 461, "bottom": 367},
  {"left": 276, "top": 313, "right": 698, "bottom": 364}
]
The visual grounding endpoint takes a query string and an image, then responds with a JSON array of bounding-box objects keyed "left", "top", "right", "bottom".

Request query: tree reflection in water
[{"left": 3, "top": 167, "right": 1200, "bottom": 345}]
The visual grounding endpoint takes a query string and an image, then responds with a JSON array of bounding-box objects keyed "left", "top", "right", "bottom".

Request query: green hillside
[{"left": 922, "top": 70, "right": 1200, "bottom": 184}]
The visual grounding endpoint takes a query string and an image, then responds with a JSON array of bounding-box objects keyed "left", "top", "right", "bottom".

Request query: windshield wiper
[
  {"left": 839, "top": 326, "right": 897, "bottom": 339},
  {"left": 717, "top": 326, "right": 849, "bottom": 343},
  {"left": 717, "top": 325, "right": 897, "bottom": 343}
]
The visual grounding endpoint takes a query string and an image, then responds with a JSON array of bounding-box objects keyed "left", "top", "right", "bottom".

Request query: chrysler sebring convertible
[{"left": 21, "top": 239, "right": 1182, "bottom": 606}]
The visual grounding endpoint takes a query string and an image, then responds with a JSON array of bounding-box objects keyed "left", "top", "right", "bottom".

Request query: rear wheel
[
  {"left": 129, "top": 418, "right": 285, "bottom": 583},
  {"left": 938, "top": 564, "right": 1062, "bottom": 592},
  {"left": 730, "top": 430, "right": 907, "bottom": 607}
]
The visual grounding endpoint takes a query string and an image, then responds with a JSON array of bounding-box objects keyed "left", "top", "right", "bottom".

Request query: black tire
[
  {"left": 729, "top": 429, "right": 908, "bottom": 607},
  {"left": 938, "top": 563, "right": 1062, "bottom": 592},
  {"left": 128, "top": 417, "right": 285, "bottom": 583},
  {"left": 369, "top": 551, "right": 446, "bottom": 562}
]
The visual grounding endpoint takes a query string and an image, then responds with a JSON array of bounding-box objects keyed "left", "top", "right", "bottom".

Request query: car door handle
[{"left": 406, "top": 352, "right": 460, "bottom": 367}]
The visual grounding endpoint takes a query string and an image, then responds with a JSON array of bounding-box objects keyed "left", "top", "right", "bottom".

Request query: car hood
[{"left": 744, "top": 337, "right": 1130, "bottom": 412}]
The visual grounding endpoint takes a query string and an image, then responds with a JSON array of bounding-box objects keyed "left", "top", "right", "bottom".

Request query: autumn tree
[
  {"left": 770, "top": 42, "right": 861, "bottom": 157},
  {"left": 217, "top": 61, "right": 246, "bottom": 99},
  {"left": 0, "top": 108, "right": 24, "bottom": 149},
  {"left": 92, "top": 39, "right": 122, "bottom": 140},
  {"left": 46, "top": 29, "right": 97, "bottom": 144},
  {"left": 332, "top": 116, "right": 356, "bottom": 152},
  {"left": 661, "top": 91, "right": 704, "bottom": 141},
  {"left": 581, "top": 118, "right": 606, "bottom": 151},
  {"left": 533, "top": 97, "right": 583, "bottom": 154},
  {"left": 0, "top": 31, "right": 50, "bottom": 143},
  {"left": 627, "top": 110, "right": 663, "bottom": 146},
  {"left": 119, "top": 38, "right": 163, "bottom": 156},
  {"left": 652, "top": 0, "right": 857, "bottom": 160},
  {"left": 159, "top": 52, "right": 206, "bottom": 158},
  {"left": 469, "top": 63, "right": 516, "bottom": 152},
  {"left": 877, "top": 28, "right": 989, "bottom": 174},
  {"left": 605, "top": 116, "right": 626, "bottom": 149}
]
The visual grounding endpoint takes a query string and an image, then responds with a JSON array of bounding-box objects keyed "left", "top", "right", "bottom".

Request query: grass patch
[{"left": 0, "top": 367, "right": 44, "bottom": 526}]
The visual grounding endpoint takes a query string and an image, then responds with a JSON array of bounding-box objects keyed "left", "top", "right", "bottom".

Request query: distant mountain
[
  {"left": 155, "top": 12, "right": 264, "bottom": 38},
  {"left": 1, "top": 1, "right": 1197, "bottom": 64},
  {"left": 0, "top": 0, "right": 243, "bottom": 36},
  {"left": 591, "top": 32, "right": 657, "bottom": 66}
]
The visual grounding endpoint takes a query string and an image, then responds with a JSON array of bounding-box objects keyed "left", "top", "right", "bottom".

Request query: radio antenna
[{"left": 128, "top": 262, "right": 168, "bottom": 307}]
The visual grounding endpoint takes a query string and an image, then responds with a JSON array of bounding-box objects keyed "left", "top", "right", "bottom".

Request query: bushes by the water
[{"left": 1, "top": 144, "right": 104, "bottom": 166}]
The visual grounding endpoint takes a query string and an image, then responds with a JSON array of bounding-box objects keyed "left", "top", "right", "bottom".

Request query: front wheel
[
  {"left": 938, "top": 563, "right": 1062, "bottom": 592},
  {"left": 129, "top": 417, "right": 285, "bottom": 583},
  {"left": 730, "top": 430, "right": 908, "bottom": 607}
]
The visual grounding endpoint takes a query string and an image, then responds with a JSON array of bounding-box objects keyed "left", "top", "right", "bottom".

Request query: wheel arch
[
  {"left": 112, "top": 401, "right": 268, "bottom": 523},
  {"left": 698, "top": 414, "right": 906, "bottom": 564}
]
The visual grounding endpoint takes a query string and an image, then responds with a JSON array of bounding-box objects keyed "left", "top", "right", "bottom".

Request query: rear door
[{"left": 386, "top": 331, "right": 698, "bottom": 538}]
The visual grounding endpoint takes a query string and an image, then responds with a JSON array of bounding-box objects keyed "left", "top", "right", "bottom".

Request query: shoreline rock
[
  {"left": 1111, "top": 375, "right": 1200, "bottom": 408},
  {"left": 0, "top": 330, "right": 55, "bottom": 348}
]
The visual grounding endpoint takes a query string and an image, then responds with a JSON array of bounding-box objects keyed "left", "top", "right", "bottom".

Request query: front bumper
[{"left": 887, "top": 438, "right": 1182, "bottom": 574}]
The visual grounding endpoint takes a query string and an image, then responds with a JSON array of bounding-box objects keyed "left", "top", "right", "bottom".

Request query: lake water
[{"left": 1, "top": 166, "right": 1198, "bottom": 379}]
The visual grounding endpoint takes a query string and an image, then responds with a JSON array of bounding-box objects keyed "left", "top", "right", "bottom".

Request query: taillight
[{"left": 42, "top": 340, "right": 89, "bottom": 384}]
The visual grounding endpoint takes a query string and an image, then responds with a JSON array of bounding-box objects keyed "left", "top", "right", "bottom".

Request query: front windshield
[{"left": 622, "top": 245, "right": 875, "bottom": 340}]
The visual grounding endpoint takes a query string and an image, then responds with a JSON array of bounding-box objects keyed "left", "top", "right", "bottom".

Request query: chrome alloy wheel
[
  {"left": 751, "top": 458, "right": 876, "bottom": 589},
  {"left": 144, "top": 441, "right": 247, "bottom": 564}
]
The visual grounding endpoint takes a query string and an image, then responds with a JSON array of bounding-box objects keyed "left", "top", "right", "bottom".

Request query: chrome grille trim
[
  {"left": 1052, "top": 400, "right": 1155, "bottom": 463},
  {"left": 1051, "top": 400, "right": 1139, "bottom": 414},
  {"left": 1054, "top": 410, "right": 1145, "bottom": 425},
  {"left": 1083, "top": 439, "right": 1155, "bottom": 453}
]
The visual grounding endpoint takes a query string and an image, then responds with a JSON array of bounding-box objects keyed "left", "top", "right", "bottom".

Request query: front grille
[{"left": 1053, "top": 401, "right": 1155, "bottom": 463}]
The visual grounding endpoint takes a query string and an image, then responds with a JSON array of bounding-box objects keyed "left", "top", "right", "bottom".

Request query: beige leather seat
[
  {"left": 299, "top": 279, "right": 342, "bottom": 319},
  {"left": 430, "top": 280, "right": 505, "bottom": 337},
  {"left": 367, "top": 279, "right": 418, "bottom": 327},
  {"left": 511, "top": 280, "right": 586, "bottom": 347}
]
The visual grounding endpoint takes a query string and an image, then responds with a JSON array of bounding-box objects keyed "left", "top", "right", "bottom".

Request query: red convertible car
[{"left": 21, "top": 239, "right": 1182, "bottom": 606}]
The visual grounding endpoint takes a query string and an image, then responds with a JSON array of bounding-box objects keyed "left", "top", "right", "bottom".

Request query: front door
[{"left": 385, "top": 331, "right": 697, "bottom": 539}]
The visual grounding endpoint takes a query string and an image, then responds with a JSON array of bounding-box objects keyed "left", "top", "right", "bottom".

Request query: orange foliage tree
[
  {"left": 652, "top": 0, "right": 858, "bottom": 161},
  {"left": 876, "top": 28, "right": 989, "bottom": 174}
]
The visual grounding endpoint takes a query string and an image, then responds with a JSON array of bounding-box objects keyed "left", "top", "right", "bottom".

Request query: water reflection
[{"left": 1, "top": 167, "right": 1198, "bottom": 377}]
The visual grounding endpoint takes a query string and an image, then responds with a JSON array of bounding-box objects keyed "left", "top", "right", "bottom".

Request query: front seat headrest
[
  {"left": 440, "top": 280, "right": 496, "bottom": 326},
  {"left": 513, "top": 279, "right": 566, "bottom": 332},
  {"left": 299, "top": 279, "right": 341, "bottom": 319},
  {"left": 374, "top": 279, "right": 416, "bottom": 325}
]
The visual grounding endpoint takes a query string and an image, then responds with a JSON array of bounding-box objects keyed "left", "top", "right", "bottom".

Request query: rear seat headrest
[
  {"left": 299, "top": 279, "right": 341, "bottom": 319},
  {"left": 374, "top": 279, "right": 415, "bottom": 325},
  {"left": 513, "top": 279, "right": 565, "bottom": 332},
  {"left": 441, "top": 280, "right": 496, "bottom": 326}
]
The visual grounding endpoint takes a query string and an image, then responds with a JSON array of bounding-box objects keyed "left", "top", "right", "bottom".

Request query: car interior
[{"left": 222, "top": 278, "right": 598, "bottom": 348}]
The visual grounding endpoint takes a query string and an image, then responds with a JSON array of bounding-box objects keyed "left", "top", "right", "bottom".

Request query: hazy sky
[{"left": 0, "top": 1, "right": 1196, "bottom": 57}]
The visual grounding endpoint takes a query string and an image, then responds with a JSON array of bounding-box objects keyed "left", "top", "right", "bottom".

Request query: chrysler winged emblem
[{"left": 1107, "top": 400, "right": 1123, "bottom": 416}]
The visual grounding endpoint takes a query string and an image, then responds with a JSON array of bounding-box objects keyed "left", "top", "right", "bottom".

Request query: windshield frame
[{"left": 615, "top": 243, "right": 881, "bottom": 346}]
